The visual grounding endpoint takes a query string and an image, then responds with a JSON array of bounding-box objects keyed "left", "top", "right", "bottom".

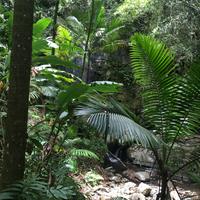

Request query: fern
[
  {"left": 0, "top": 177, "right": 76, "bottom": 200},
  {"left": 70, "top": 148, "right": 99, "bottom": 160},
  {"left": 0, "top": 178, "right": 47, "bottom": 200}
]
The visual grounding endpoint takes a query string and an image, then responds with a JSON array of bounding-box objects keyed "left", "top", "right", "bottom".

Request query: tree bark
[
  {"left": 0, "top": 0, "right": 34, "bottom": 189},
  {"left": 82, "top": 0, "right": 95, "bottom": 82}
]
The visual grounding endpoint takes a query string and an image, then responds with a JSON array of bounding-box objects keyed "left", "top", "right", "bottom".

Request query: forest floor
[{"left": 72, "top": 165, "right": 200, "bottom": 200}]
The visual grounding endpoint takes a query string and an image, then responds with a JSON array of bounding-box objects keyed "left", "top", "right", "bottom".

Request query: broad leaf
[
  {"left": 33, "top": 18, "right": 52, "bottom": 37},
  {"left": 32, "top": 55, "right": 79, "bottom": 69}
]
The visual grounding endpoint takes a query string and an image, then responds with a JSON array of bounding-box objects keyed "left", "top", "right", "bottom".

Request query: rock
[
  {"left": 184, "top": 196, "right": 200, "bottom": 200},
  {"left": 105, "top": 152, "right": 127, "bottom": 171},
  {"left": 123, "top": 182, "right": 137, "bottom": 194},
  {"left": 127, "top": 146, "right": 155, "bottom": 167},
  {"left": 109, "top": 175, "right": 122, "bottom": 183},
  {"left": 135, "top": 171, "right": 150, "bottom": 182},
  {"left": 167, "top": 181, "right": 174, "bottom": 191},
  {"left": 150, "top": 186, "right": 159, "bottom": 197},
  {"left": 170, "top": 190, "right": 181, "bottom": 200},
  {"left": 130, "top": 193, "right": 146, "bottom": 200},
  {"left": 124, "top": 182, "right": 137, "bottom": 189},
  {"left": 138, "top": 182, "right": 152, "bottom": 196},
  {"left": 122, "top": 169, "right": 136, "bottom": 181}
]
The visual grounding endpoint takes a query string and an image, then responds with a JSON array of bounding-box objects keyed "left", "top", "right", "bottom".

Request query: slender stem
[
  {"left": 166, "top": 91, "right": 200, "bottom": 163},
  {"left": 170, "top": 179, "right": 182, "bottom": 200},
  {"left": 104, "top": 111, "right": 109, "bottom": 143},
  {"left": 27, "top": 119, "right": 47, "bottom": 133},
  {"left": 86, "top": 50, "right": 91, "bottom": 82},
  {"left": 169, "top": 156, "right": 200, "bottom": 180},
  {"left": 51, "top": 0, "right": 59, "bottom": 55},
  {"left": 166, "top": 114, "right": 188, "bottom": 163},
  {"left": 160, "top": 170, "right": 168, "bottom": 200}
]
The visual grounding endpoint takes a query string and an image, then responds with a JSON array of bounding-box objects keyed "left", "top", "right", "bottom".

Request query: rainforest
[{"left": 0, "top": 0, "right": 200, "bottom": 199}]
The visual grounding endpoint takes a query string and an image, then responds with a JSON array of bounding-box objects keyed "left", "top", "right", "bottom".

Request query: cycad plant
[
  {"left": 130, "top": 33, "right": 200, "bottom": 199},
  {"left": 75, "top": 33, "right": 200, "bottom": 199}
]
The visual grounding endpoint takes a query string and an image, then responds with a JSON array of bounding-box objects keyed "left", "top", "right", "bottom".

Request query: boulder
[
  {"left": 138, "top": 182, "right": 152, "bottom": 196},
  {"left": 170, "top": 190, "right": 181, "bottom": 200},
  {"left": 130, "top": 193, "right": 146, "bottom": 200},
  {"left": 122, "top": 169, "right": 137, "bottom": 182},
  {"left": 127, "top": 146, "right": 155, "bottom": 167},
  {"left": 135, "top": 171, "right": 150, "bottom": 182}
]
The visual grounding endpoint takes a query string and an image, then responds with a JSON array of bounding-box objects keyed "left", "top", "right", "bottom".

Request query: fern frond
[
  {"left": 0, "top": 177, "right": 76, "bottom": 200},
  {"left": 29, "top": 81, "right": 42, "bottom": 102},
  {"left": 63, "top": 138, "right": 82, "bottom": 148},
  {"left": 70, "top": 148, "right": 99, "bottom": 160},
  {"left": 0, "top": 178, "right": 47, "bottom": 200}
]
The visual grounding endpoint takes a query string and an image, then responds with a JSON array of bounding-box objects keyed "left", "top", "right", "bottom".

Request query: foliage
[
  {"left": 130, "top": 33, "right": 200, "bottom": 198},
  {"left": 130, "top": 33, "right": 200, "bottom": 141},
  {"left": 0, "top": 176, "right": 77, "bottom": 200},
  {"left": 84, "top": 170, "right": 104, "bottom": 186},
  {"left": 75, "top": 94, "right": 159, "bottom": 147},
  {"left": 150, "top": 0, "right": 200, "bottom": 64},
  {"left": 1, "top": 0, "right": 200, "bottom": 198},
  {"left": 114, "top": 0, "right": 151, "bottom": 22},
  {"left": 75, "top": 33, "right": 200, "bottom": 199}
]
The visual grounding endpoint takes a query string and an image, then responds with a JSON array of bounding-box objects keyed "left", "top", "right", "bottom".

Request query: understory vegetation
[{"left": 0, "top": 0, "right": 200, "bottom": 200}]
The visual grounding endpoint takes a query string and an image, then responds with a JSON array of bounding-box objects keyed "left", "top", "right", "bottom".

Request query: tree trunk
[
  {"left": 0, "top": 0, "right": 34, "bottom": 189},
  {"left": 82, "top": 0, "right": 95, "bottom": 82}
]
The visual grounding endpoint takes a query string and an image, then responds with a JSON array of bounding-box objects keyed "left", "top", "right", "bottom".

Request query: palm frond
[
  {"left": 75, "top": 95, "right": 159, "bottom": 148},
  {"left": 173, "top": 62, "right": 200, "bottom": 137},
  {"left": 130, "top": 33, "right": 178, "bottom": 139},
  {"left": 130, "top": 33, "right": 200, "bottom": 165}
]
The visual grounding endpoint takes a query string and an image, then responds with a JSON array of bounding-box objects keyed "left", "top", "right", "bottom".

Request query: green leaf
[
  {"left": 33, "top": 18, "right": 52, "bottom": 37},
  {"left": 40, "top": 86, "right": 58, "bottom": 97},
  {"left": 89, "top": 81, "right": 123, "bottom": 93},
  {"left": 59, "top": 111, "right": 68, "bottom": 119},
  {"left": 130, "top": 33, "right": 177, "bottom": 139},
  {"left": 29, "top": 138, "right": 43, "bottom": 150},
  {"left": 57, "top": 26, "right": 72, "bottom": 41},
  {"left": 32, "top": 55, "right": 79, "bottom": 69},
  {"left": 75, "top": 95, "right": 159, "bottom": 147},
  {"left": 70, "top": 148, "right": 99, "bottom": 160},
  {"left": 32, "top": 39, "right": 49, "bottom": 55},
  {"left": 57, "top": 84, "right": 89, "bottom": 108}
]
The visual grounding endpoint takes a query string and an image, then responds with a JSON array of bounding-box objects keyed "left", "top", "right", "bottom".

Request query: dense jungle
[{"left": 0, "top": 0, "right": 200, "bottom": 199}]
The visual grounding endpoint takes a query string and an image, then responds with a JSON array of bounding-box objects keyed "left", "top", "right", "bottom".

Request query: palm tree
[
  {"left": 75, "top": 94, "right": 159, "bottom": 147},
  {"left": 75, "top": 33, "right": 200, "bottom": 200}
]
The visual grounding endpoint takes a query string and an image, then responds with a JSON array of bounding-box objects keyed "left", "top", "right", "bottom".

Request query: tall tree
[
  {"left": 81, "top": 0, "right": 95, "bottom": 82},
  {"left": 0, "top": 0, "right": 34, "bottom": 189}
]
